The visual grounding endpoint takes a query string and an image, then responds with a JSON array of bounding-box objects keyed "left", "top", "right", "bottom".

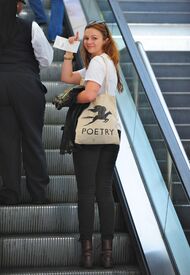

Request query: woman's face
[{"left": 83, "top": 27, "right": 106, "bottom": 57}]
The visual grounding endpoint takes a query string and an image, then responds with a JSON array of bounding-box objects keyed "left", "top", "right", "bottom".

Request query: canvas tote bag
[{"left": 75, "top": 56, "right": 120, "bottom": 145}]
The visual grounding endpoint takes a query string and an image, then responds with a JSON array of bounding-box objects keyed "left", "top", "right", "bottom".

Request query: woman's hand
[
  {"left": 61, "top": 31, "right": 81, "bottom": 84},
  {"left": 64, "top": 32, "right": 79, "bottom": 59},
  {"left": 68, "top": 32, "right": 79, "bottom": 44}
]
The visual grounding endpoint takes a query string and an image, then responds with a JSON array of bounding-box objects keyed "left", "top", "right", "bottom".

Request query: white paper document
[{"left": 53, "top": 36, "right": 80, "bottom": 53}]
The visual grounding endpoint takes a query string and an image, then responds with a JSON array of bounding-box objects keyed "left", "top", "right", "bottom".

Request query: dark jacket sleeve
[{"left": 60, "top": 103, "right": 89, "bottom": 154}]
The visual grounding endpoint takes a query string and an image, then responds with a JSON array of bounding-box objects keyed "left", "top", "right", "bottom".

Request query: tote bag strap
[{"left": 100, "top": 54, "right": 109, "bottom": 94}]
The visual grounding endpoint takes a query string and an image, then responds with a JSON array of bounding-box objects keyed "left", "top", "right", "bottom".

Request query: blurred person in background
[{"left": 28, "top": 0, "right": 64, "bottom": 42}]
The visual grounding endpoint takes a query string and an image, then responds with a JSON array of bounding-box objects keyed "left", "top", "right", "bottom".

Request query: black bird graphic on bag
[{"left": 83, "top": 105, "right": 112, "bottom": 126}]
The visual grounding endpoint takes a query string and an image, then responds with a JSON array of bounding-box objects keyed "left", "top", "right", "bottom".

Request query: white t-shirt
[
  {"left": 77, "top": 53, "right": 121, "bottom": 129},
  {"left": 78, "top": 53, "right": 117, "bottom": 96}
]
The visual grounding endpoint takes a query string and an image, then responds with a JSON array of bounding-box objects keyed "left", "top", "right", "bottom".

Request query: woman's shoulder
[
  {"left": 90, "top": 55, "right": 104, "bottom": 63},
  {"left": 89, "top": 54, "right": 109, "bottom": 70},
  {"left": 91, "top": 53, "right": 109, "bottom": 62}
]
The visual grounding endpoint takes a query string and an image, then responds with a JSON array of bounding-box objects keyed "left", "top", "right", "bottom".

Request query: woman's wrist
[{"left": 64, "top": 52, "right": 74, "bottom": 60}]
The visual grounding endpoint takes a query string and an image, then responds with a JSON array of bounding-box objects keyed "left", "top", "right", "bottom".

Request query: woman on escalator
[{"left": 60, "top": 21, "right": 123, "bottom": 268}]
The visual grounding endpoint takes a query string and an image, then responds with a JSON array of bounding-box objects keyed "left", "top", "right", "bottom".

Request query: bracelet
[{"left": 64, "top": 55, "right": 74, "bottom": 60}]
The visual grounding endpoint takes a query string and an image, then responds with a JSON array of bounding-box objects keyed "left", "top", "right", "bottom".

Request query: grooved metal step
[
  {"left": 45, "top": 150, "right": 74, "bottom": 175},
  {"left": 99, "top": 9, "right": 190, "bottom": 24},
  {"left": 169, "top": 108, "right": 190, "bottom": 124},
  {"left": 41, "top": 62, "right": 62, "bottom": 81},
  {"left": 45, "top": 103, "right": 68, "bottom": 125},
  {"left": 144, "top": 124, "right": 190, "bottom": 141},
  {"left": 175, "top": 205, "right": 190, "bottom": 229},
  {"left": 16, "top": 175, "right": 77, "bottom": 203},
  {"left": 0, "top": 234, "right": 134, "bottom": 268},
  {"left": 130, "top": 92, "right": 190, "bottom": 108},
  {"left": 52, "top": 48, "right": 65, "bottom": 62},
  {"left": 126, "top": 77, "right": 190, "bottom": 94},
  {"left": 97, "top": 0, "right": 190, "bottom": 24},
  {"left": 42, "top": 125, "right": 62, "bottom": 149},
  {"left": 158, "top": 78, "right": 190, "bottom": 93},
  {"left": 151, "top": 64, "right": 190, "bottom": 78},
  {"left": 0, "top": 265, "right": 141, "bottom": 275},
  {"left": 0, "top": 204, "right": 125, "bottom": 234},
  {"left": 163, "top": 94, "right": 190, "bottom": 108},
  {"left": 118, "top": 1, "right": 190, "bottom": 12},
  {"left": 173, "top": 182, "right": 189, "bottom": 204},
  {"left": 44, "top": 82, "right": 73, "bottom": 103},
  {"left": 41, "top": 62, "right": 78, "bottom": 81},
  {"left": 138, "top": 107, "right": 190, "bottom": 124},
  {"left": 146, "top": 51, "right": 190, "bottom": 63}
]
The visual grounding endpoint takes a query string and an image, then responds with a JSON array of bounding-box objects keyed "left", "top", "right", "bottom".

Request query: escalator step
[
  {"left": 40, "top": 62, "right": 62, "bottom": 81},
  {"left": 172, "top": 182, "right": 189, "bottom": 204},
  {"left": 175, "top": 205, "right": 190, "bottom": 228},
  {"left": 41, "top": 62, "right": 78, "bottom": 81},
  {"left": 0, "top": 265, "right": 141, "bottom": 275},
  {"left": 45, "top": 150, "right": 74, "bottom": 175},
  {"left": 0, "top": 204, "right": 125, "bottom": 234},
  {"left": 0, "top": 234, "right": 134, "bottom": 268},
  {"left": 44, "top": 82, "right": 73, "bottom": 103},
  {"left": 52, "top": 48, "right": 64, "bottom": 62},
  {"left": 42, "top": 125, "right": 63, "bottom": 149},
  {"left": 101, "top": 9, "right": 190, "bottom": 24},
  {"left": 45, "top": 103, "right": 68, "bottom": 125},
  {"left": 157, "top": 77, "right": 190, "bottom": 93},
  {"left": 20, "top": 175, "right": 77, "bottom": 203}
]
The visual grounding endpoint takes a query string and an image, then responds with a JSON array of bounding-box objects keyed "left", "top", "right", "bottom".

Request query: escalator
[
  {"left": 0, "top": 1, "right": 143, "bottom": 274},
  {"left": 100, "top": 0, "right": 190, "bottom": 245},
  {"left": 142, "top": 50, "right": 190, "bottom": 244},
  {"left": 0, "top": 0, "right": 190, "bottom": 274},
  {"left": 110, "top": 0, "right": 190, "bottom": 245}
]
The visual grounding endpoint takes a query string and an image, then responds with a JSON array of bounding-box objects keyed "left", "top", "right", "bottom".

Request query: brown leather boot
[
  {"left": 81, "top": 239, "right": 93, "bottom": 268},
  {"left": 101, "top": 239, "right": 113, "bottom": 268}
]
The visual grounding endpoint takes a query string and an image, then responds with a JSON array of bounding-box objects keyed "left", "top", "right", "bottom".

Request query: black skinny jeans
[{"left": 73, "top": 143, "right": 119, "bottom": 240}]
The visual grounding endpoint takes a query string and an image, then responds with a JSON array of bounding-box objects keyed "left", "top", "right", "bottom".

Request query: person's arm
[
  {"left": 31, "top": 21, "right": 53, "bottom": 67},
  {"left": 77, "top": 57, "right": 106, "bottom": 103},
  {"left": 61, "top": 51, "right": 81, "bottom": 84},
  {"left": 61, "top": 32, "right": 81, "bottom": 84},
  {"left": 77, "top": 81, "right": 100, "bottom": 103}
]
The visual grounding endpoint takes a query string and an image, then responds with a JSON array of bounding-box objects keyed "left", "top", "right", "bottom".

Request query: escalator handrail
[
  {"left": 108, "top": 0, "right": 190, "bottom": 200},
  {"left": 136, "top": 41, "right": 190, "bottom": 192}
]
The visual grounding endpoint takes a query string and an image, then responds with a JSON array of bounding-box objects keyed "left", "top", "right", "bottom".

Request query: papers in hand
[{"left": 53, "top": 36, "right": 80, "bottom": 53}]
